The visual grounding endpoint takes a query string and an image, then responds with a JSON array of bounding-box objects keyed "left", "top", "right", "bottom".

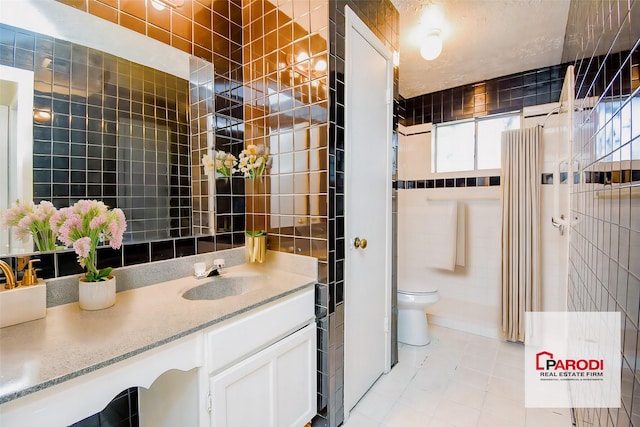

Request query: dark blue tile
[
  {"left": 96, "top": 247, "right": 122, "bottom": 270},
  {"left": 197, "top": 236, "right": 215, "bottom": 254},
  {"left": 56, "top": 250, "right": 85, "bottom": 277},
  {"left": 542, "top": 173, "right": 554, "bottom": 184},
  {"left": 151, "top": 240, "right": 174, "bottom": 261},
  {"left": 175, "top": 238, "right": 195, "bottom": 257},
  {"left": 123, "top": 243, "right": 150, "bottom": 266},
  {"left": 35, "top": 253, "right": 56, "bottom": 279}
]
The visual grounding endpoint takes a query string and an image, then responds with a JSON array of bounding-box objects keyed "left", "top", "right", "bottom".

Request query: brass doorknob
[{"left": 354, "top": 237, "right": 368, "bottom": 249}]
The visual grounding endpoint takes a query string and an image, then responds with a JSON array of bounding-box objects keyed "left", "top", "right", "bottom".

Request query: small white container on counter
[{"left": 0, "top": 282, "right": 47, "bottom": 328}]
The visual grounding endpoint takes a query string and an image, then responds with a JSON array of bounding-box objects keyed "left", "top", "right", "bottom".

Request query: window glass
[
  {"left": 596, "top": 97, "right": 639, "bottom": 162},
  {"left": 434, "top": 113, "right": 520, "bottom": 172},
  {"left": 477, "top": 114, "right": 520, "bottom": 169},
  {"left": 435, "top": 121, "right": 474, "bottom": 172}
]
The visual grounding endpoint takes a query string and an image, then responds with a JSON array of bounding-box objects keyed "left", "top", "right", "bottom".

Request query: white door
[{"left": 344, "top": 6, "right": 393, "bottom": 414}]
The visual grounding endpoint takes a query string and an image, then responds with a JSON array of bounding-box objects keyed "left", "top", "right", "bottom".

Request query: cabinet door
[{"left": 210, "top": 323, "right": 316, "bottom": 427}]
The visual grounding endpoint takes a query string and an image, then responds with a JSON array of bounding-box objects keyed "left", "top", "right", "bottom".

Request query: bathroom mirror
[
  {"left": 0, "top": 0, "right": 209, "bottom": 256},
  {"left": 0, "top": 65, "right": 34, "bottom": 255}
]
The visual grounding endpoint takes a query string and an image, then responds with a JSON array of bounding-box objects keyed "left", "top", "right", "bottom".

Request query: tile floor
[{"left": 343, "top": 324, "right": 573, "bottom": 427}]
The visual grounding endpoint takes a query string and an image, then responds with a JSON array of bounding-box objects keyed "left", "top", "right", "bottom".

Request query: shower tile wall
[
  {"left": 566, "top": 1, "right": 640, "bottom": 426},
  {"left": 59, "top": 0, "right": 247, "bottom": 248},
  {"left": 0, "top": 23, "right": 191, "bottom": 242}
]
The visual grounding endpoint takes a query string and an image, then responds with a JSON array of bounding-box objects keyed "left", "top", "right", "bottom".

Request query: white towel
[{"left": 423, "top": 201, "right": 458, "bottom": 271}]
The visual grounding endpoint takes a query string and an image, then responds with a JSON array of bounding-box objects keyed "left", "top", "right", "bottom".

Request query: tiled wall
[
  {"left": 59, "top": 0, "right": 247, "bottom": 248},
  {"left": 400, "top": 64, "right": 569, "bottom": 127},
  {"left": 70, "top": 388, "right": 138, "bottom": 427},
  {"left": 240, "top": 1, "right": 331, "bottom": 423},
  {"left": 566, "top": 0, "right": 640, "bottom": 426},
  {"left": 0, "top": 23, "right": 192, "bottom": 242},
  {"left": 401, "top": 50, "right": 638, "bottom": 129},
  {"left": 57, "top": 0, "right": 243, "bottom": 73},
  {"left": 189, "top": 55, "right": 245, "bottom": 243},
  {"left": 397, "top": 103, "right": 572, "bottom": 339},
  {"left": 241, "top": 0, "right": 329, "bottom": 255}
]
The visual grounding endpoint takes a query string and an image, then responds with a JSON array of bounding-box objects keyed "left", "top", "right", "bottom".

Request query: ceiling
[{"left": 392, "top": 0, "right": 572, "bottom": 99}]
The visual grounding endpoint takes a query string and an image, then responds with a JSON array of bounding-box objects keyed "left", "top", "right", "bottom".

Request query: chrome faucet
[
  {"left": 197, "top": 259, "right": 226, "bottom": 278},
  {"left": 0, "top": 260, "right": 17, "bottom": 290},
  {"left": 211, "top": 258, "right": 225, "bottom": 275}
]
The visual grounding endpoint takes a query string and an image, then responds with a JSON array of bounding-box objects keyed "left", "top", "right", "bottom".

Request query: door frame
[{"left": 343, "top": 4, "right": 394, "bottom": 409}]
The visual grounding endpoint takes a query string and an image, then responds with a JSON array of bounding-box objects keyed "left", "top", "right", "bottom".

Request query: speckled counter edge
[
  {"left": 2, "top": 249, "right": 318, "bottom": 404},
  {"left": 3, "top": 281, "right": 314, "bottom": 404}
]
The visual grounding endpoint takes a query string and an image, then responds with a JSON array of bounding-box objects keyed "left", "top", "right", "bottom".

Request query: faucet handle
[{"left": 22, "top": 259, "right": 41, "bottom": 286}]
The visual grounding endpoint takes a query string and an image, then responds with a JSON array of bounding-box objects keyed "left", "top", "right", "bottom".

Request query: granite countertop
[{"left": 0, "top": 254, "right": 316, "bottom": 404}]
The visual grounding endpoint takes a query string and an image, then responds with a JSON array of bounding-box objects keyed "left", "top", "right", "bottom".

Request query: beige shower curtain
[{"left": 501, "top": 126, "right": 541, "bottom": 342}]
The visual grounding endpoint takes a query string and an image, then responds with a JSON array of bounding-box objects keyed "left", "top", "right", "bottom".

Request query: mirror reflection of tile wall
[
  {"left": 242, "top": 0, "right": 329, "bottom": 259},
  {"left": 59, "top": 0, "right": 246, "bottom": 248},
  {"left": 0, "top": 23, "right": 192, "bottom": 242}
]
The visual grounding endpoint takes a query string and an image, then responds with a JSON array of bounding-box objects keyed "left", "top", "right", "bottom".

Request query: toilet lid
[{"left": 398, "top": 288, "right": 438, "bottom": 295}]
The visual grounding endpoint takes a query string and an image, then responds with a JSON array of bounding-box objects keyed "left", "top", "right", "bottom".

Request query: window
[
  {"left": 595, "top": 96, "right": 640, "bottom": 162},
  {"left": 434, "top": 113, "right": 521, "bottom": 172}
]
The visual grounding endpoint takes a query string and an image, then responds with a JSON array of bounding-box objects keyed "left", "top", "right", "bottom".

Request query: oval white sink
[{"left": 182, "top": 274, "right": 264, "bottom": 301}]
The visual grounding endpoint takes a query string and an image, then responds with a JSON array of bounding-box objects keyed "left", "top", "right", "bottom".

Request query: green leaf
[
  {"left": 97, "top": 267, "right": 113, "bottom": 280},
  {"left": 245, "top": 230, "right": 266, "bottom": 237}
]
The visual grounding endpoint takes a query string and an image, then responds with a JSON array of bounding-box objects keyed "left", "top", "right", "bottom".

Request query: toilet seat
[{"left": 398, "top": 288, "right": 438, "bottom": 295}]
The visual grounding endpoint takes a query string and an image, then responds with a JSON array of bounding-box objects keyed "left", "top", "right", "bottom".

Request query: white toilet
[{"left": 397, "top": 287, "right": 439, "bottom": 346}]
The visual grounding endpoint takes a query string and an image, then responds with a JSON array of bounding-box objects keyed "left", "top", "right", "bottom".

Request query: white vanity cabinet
[
  {"left": 204, "top": 288, "right": 316, "bottom": 427},
  {"left": 0, "top": 286, "right": 316, "bottom": 427},
  {"left": 209, "top": 323, "right": 316, "bottom": 427}
]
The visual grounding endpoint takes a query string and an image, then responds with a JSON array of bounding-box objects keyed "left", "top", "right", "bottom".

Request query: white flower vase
[{"left": 79, "top": 276, "right": 116, "bottom": 311}]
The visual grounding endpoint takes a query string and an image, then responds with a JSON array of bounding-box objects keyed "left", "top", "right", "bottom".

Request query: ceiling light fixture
[{"left": 420, "top": 29, "right": 442, "bottom": 61}]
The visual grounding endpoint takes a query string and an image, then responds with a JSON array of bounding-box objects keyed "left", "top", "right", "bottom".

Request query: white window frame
[{"left": 433, "top": 111, "right": 521, "bottom": 173}]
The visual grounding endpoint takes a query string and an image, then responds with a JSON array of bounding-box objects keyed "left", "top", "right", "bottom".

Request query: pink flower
[
  {"left": 57, "top": 224, "right": 73, "bottom": 246},
  {"left": 73, "top": 237, "right": 92, "bottom": 258},
  {"left": 90, "top": 214, "right": 107, "bottom": 230},
  {"left": 76, "top": 200, "right": 95, "bottom": 216},
  {"left": 114, "top": 208, "right": 127, "bottom": 230}
]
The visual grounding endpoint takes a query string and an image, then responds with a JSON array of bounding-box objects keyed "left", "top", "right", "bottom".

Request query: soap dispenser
[{"left": 21, "top": 259, "right": 42, "bottom": 286}]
